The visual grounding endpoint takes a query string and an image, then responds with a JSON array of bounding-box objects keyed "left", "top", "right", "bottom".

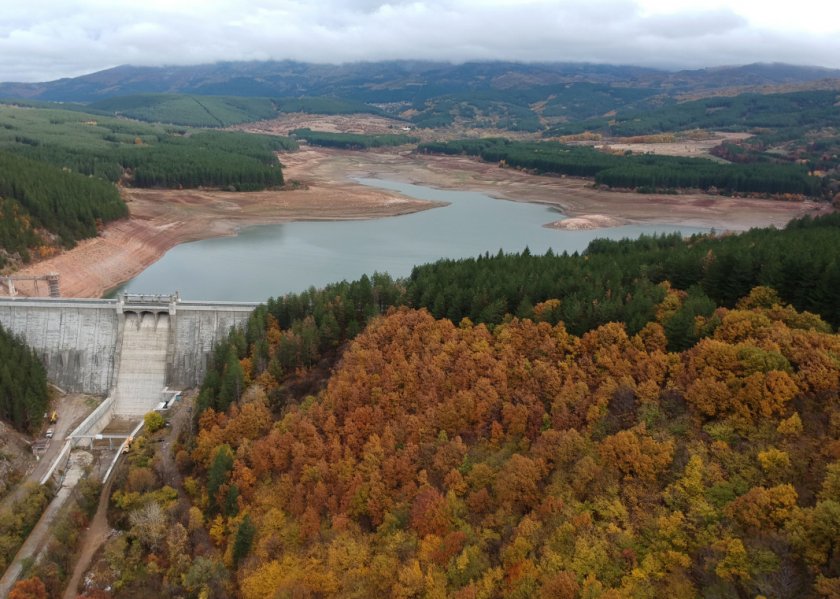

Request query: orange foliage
[
  {"left": 9, "top": 577, "right": 47, "bottom": 599},
  {"left": 410, "top": 487, "right": 450, "bottom": 538},
  {"left": 725, "top": 484, "right": 798, "bottom": 530},
  {"left": 188, "top": 303, "right": 840, "bottom": 598},
  {"left": 599, "top": 427, "right": 675, "bottom": 482}
]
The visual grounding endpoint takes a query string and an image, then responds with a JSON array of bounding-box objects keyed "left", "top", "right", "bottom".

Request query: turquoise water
[{"left": 111, "top": 179, "right": 706, "bottom": 301}]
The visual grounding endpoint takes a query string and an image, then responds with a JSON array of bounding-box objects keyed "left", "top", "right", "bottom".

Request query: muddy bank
[
  {"left": 6, "top": 146, "right": 834, "bottom": 299},
  {"left": 7, "top": 165, "right": 442, "bottom": 298},
  {"left": 312, "top": 149, "right": 832, "bottom": 233},
  {"left": 546, "top": 214, "right": 627, "bottom": 230}
]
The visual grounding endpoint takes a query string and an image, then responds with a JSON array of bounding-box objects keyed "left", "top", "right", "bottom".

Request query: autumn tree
[{"left": 8, "top": 577, "right": 47, "bottom": 599}]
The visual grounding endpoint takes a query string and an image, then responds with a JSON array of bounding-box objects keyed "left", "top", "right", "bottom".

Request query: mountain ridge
[{"left": 2, "top": 60, "right": 838, "bottom": 103}]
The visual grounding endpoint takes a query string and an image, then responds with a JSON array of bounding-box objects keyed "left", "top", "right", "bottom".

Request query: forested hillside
[
  {"left": 93, "top": 298, "right": 840, "bottom": 598},
  {"left": 87, "top": 94, "right": 388, "bottom": 126},
  {"left": 192, "top": 213, "right": 840, "bottom": 417},
  {"left": 0, "top": 105, "right": 296, "bottom": 190},
  {"left": 75, "top": 214, "right": 840, "bottom": 598},
  {"left": 546, "top": 90, "right": 840, "bottom": 138},
  {"left": 0, "top": 151, "right": 127, "bottom": 266},
  {"left": 542, "top": 90, "right": 840, "bottom": 198},
  {"left": 0, "top": 323, "right": 49, "bottom": 433},
  {"left": 89, "top": 95, "right": 279, "bottom": 127},
  {"left": 419, "top": 138, "right": 823, "bottom": 196},
  {"left": 0, "top": 104, "right": 296, "bottom": 263}
]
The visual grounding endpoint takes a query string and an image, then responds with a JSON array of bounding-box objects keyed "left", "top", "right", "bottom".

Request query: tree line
[
  {"left": 291, "top": 128, "right": 417, "bottom": 149},
  {"left": 418, "top": 138, "right": 823, "bottom": 195},
  {"left": 0, "top": 150, "right": 127, "bottom": 261},
  {"left": 119, "top": 132, "right": 292, "bottom": 190},
  {"left": 197, "top": 212, "right": 840, "bottom": 421},
  {"left": 0, "top": 323, "right": 49, "bottom": 433}
]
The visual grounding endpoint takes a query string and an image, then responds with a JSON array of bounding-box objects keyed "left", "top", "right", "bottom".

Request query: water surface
[{"left": 113, "top": 179, "right": 706, "bottom": 300}]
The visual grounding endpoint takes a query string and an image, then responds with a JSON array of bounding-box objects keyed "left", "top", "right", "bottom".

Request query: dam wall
[
  {"left": 0, "top": 297, "right": 258, "bottom": 408},
  {"left": 170, "top": 302, "right": 256, "bottom": 389},
  {"left": 0, "top": 299, "right": 119, "bottom": 394}
]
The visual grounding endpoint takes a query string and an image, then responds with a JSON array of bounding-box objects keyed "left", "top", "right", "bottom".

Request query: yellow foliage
[
  {"left": 655, "top": 285, "right": 685, "bottom": 324},
  {"left": 393, "top": 559, "right": 425, "bottom": 598},
  {"left": 599, "top": 427, "right": 675, "bottom": 482},
  {"left": 757, "top": 447, "right": 791, "bottom": 478},
  {"left": 777, "top": 412, "right": 804, "bottom": 436},
  {"left": 714, "top": 537, "right": 750, "bottom": 582},
  {"left": 187, "top": 506, "right": 204, "bottom": 532},
  {"left": 725, "top": 484, "right": 798, "bottom": 529},
  {"left": 209, "top": 514, "right": 226, "bottom": 547},
  {"left": 240, "top": 556, "right": 338, "bottom": 599}
]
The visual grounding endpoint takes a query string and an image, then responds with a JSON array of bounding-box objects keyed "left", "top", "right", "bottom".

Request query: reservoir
[{"left": 113, "top": 179, "right": 706, "bottom": 301}]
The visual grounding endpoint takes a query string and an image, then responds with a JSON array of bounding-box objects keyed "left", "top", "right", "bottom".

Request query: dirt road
[
  {"left": 61, "top": 475, "right": 114, "bottom": 599},
  {"left": 63, "top": 396, "right": 193, "bottom": 598},
  {"left": 0, "top": 452, "right": 92, "bottom": 597}
]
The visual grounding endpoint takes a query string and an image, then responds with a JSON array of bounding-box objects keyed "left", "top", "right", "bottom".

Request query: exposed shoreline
[
  {"left": 6, "top": 150, "right": 445, "bottom": 298},
  {"left": 545, "top": 214, "right": 627, "bottom": 230},
  {"left": 6, "top": 146, "right": 834, "bottom": 299}
]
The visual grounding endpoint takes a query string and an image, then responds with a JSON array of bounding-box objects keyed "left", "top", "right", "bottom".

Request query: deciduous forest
[{"left": 69, "top": 214, "right": 840, "bottom": 599}]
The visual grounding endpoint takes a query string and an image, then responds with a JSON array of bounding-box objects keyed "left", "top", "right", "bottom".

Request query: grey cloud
[
  {"left": 0, "top": 0, "right": 838, "bottom": 82},
  {"left": 640, "top": 9, "right": 748, "bottom": 39}
]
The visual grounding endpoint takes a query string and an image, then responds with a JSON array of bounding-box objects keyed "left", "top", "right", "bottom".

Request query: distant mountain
[{"left": 2, "top": 60, "right": 838, "bottom": 104}]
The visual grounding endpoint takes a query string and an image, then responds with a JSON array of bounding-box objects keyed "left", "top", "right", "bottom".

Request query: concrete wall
[
  {"left": 0, "top": 299, "right": 119, "bottom": 394},
  {"left": 114, "top": 312, "right": 172, "bottom": 416},
  {"left": 67, "top": 395, "right": 115, "bottom": 448},
  {"left": 170, "top": 302, "right": 256, "bottom": 388},
  {"left": 0, "top": 297, "right": 257, "bottom": 396}
]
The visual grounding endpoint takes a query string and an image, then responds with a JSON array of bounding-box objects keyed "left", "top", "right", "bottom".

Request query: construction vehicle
[{"left": 49, "top": 411, "right": 58, "bottom": 424}]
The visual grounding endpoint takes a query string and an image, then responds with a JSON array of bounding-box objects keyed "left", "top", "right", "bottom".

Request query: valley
[
  {"left": 1, "top": 57, "right": 839, "bottom": 599},
  {"left": 8, "top": 143, "right": 830, "bottom": 300}
]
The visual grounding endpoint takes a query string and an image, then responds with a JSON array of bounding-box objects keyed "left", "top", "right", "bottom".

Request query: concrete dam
[{"left": 0, "top": 294, "right": 257, "bottom": 416}]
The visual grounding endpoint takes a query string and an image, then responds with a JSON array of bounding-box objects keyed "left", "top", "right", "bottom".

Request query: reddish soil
[{"left": 6, "top": 150, "right": 442, "bottom": 298}]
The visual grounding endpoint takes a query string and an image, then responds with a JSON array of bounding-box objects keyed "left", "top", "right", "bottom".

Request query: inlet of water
[{"left": 112, "top": 179, "right": 706, "bottom": 300}]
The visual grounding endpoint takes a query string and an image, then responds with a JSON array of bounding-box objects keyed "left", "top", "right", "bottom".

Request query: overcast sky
[{"left": 1, "top": 0, "right": 839, "bottom": 82}]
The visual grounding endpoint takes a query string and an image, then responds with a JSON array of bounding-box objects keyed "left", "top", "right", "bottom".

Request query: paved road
[{"left": 0, "top": 394, "right": 97, "bottom": 513}]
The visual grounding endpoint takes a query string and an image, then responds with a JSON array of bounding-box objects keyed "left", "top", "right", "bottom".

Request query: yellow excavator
[{"left": 49, "top": 411, "right": 58, "bottom": 424}]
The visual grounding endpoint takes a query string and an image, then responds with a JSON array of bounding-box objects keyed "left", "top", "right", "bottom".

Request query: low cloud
[{"left": 0, "top": 0, "right": 838, "bottom": 82}]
